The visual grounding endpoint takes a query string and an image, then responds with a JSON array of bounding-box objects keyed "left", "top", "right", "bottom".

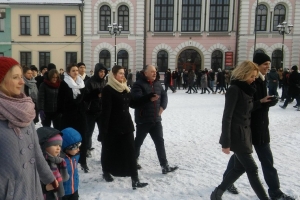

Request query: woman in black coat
[
  {"left": 101, "top": 65, "right": 158, "bottom": 189},
  {"left": 37, "top": 69, "right": 61, "bottom": 129},
  {"left": 57, "top": 63, "right": 89, "bottom": 172},
  {"left": 211, "top": 61, "right": 270, "bottom": 200}
]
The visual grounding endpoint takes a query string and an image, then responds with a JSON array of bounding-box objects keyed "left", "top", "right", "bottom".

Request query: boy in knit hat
[
  {"left": 37, "top": 127, "right": 69, "bottom": 200},
  {"left": 61, "top": 127, "right": 82, "bottom": 200}
]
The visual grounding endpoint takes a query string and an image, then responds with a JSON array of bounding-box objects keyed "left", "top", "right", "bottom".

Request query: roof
[{"left": 0, "top": 0, "right": 83, "bottom": 5}]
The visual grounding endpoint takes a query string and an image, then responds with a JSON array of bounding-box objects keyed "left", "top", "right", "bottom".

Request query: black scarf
[{"left": 230, "top": 80, "right": 256, "bottom": 96}]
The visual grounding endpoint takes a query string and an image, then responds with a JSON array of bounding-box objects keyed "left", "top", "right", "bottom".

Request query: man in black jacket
[
  {"left": 223, "top": 53, "right": 294, "bottom": 200},
  {"left": 131, "top": 65, "right": 178, "bottom": 174},
  {"left": 85, "top": 63, "right": 107, "bottom": 157}
]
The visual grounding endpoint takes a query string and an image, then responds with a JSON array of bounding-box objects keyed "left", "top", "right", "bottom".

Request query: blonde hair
[
  {"left": 231, "top": 60, "right": 259, "bottom": 81},
  {"left": 0, "top": 65, "right": 23, "bottom": 96}
]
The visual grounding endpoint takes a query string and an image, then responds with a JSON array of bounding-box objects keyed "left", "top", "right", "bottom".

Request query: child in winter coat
[
  {"left": 37, "top": 127, "right": 69, "bottom": 200},
  {"left": 61, "top": 127, "right": 82, "bottom": 200}
]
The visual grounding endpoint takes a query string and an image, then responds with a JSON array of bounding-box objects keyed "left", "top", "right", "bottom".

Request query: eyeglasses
[{"left": 65, "top": 142, "right": 81, "bottom": 150}]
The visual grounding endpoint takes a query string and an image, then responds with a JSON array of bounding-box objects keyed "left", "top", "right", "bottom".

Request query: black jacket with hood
[{"left": 84, "top": 63, "right": 108, "bottom": 114}]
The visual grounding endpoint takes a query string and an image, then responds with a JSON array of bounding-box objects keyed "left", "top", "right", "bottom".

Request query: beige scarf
[{"left": 107, "top": 71, "right": 130, "bottom": 93}]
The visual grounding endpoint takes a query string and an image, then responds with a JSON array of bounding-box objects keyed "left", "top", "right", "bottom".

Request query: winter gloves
[{"left": 266, "top": 96, "right": 279, "bottom": 107}]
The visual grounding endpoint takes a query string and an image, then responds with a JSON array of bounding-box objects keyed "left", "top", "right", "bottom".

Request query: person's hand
[
  {"left": 150, "top": 94, "right": 159, "bottom": 102},
  {"left": 46, "top": 179, "right": 59, "bottom": 191},
  {"left": 98, "top": 93, "right": 102, "bottom": 98},
  {"left": 39, "top": 110, "right": 46, "bottom": 121},
  {"left": 260, "top": 96, "right": 272, "bottom": 103},
  {"left": 158, "top": 107, "right": 164, "bottom": 116},
  {"left": 222, "top": 148, "right": 230, "bottom": 154}
]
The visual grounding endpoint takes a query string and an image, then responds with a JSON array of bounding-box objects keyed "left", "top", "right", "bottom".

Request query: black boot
[
  {"left": 227, "top": 184, "right": 239, "bottom": 194},
  {"left": 162, "top": 164, "right": 178, "bottom": 174},
  {"left": 103, "top": 172, "right": 114, "bottom": 182},
  {"left": 201, "top": 88, "right": 204, "bottom": 94},
  {"left": 210, "top": 187, "right": 224, "bottom": 200},
  {"left": 131, "top": 176, "right": 148, "bottom": 190},
  {"left": 136, "top": 159, "right": 142, "bottom": 170},
  {"left": 81, "top": 164, "right": 89, "bottom": 173}
]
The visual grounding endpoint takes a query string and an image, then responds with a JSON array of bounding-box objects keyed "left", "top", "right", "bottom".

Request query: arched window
[
  {"left": 273, "top": 4, "right": 286, "bottom": 31},
  {"left": 177, "top": 49, "right": 201, "bottom": 72},
  {"left": 157, "top": 50, "right": 168, "bottom": 72},
  {"left": 154, "top": 0, "right": 174, "bottom": 32},
  {"left": 99, "top": 50, "right": 111, "bottom": 69},
  {"left": 256, "top": 4, "right": 267, "bottom": 31},
  {"left": 181, "top": 0, "right": 202, "bottom": 32},
  {"left": 211, "top": 50, "right": 223, "bottom": 72},
  {"left": 209, "top": 0, "right": 230, "bottom": 31},
  {"left": 117, "top": 50, "right": 128, "bottom": 69},
  {"left": 118, "top": 5, "right": 129, "bottom": 31},
  {"left": 99, "top": 5, "right": 111, "bottom": 31},
  {"left": 272, "top": 50, "right": 282, "bottom": 69}
]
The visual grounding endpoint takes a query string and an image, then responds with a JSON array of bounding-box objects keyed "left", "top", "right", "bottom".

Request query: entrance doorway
[{"left": 177, "top": 49, "right": 201, "bottom": 72}]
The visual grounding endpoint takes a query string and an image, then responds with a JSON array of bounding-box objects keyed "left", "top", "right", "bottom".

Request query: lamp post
[
  {"left": 108, "top": 22, "right": 122, "bottom": 65},
  {"left": 277, "top": 21, "right": 293, "bottom": 69}
]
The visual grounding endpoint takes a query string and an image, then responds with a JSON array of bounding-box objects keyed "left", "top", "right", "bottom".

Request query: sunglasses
[{"left": 66, "top": 142, "right": 81, "bottom": 150}]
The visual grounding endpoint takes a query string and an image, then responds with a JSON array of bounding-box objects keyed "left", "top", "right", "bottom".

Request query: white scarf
[
  {"left": 80, "top": 73, "right": 87, "bottom": 80},
  {"left": 64, "top": 72, "right": 85, "bottom": 99},
  {"left": 258, "top": 71, "right": 265, "bottom": 81},
  {"left": 107, "top": 72, "right": 130, "bottom": 93}
]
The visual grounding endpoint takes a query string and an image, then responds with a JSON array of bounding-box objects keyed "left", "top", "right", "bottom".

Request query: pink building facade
[{"left": 83, "top": 0, "right": 300, "bottom": 75}]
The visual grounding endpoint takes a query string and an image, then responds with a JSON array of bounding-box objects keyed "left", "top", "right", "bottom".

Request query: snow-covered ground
[{"left": 57, "top": 88, "right": 300, "bottom": 200}]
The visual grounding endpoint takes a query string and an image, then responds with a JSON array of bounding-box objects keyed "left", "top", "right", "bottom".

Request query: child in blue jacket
[{"left": 61, "top": 128, "right": 82, "bottom": 200}]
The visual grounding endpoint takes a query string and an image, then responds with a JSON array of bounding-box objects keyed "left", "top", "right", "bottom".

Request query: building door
[{"left": 177, "top": 49, "right": 201, "bottom": 72}]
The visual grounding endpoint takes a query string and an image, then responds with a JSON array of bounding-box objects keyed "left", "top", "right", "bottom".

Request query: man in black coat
[
  {"left": 85, "top": 63, "right": 108, "bottom": 155},
  {"left": 131, "top": 65, "right": 178, "bottom": 174},
  {"left": 223, "top": 53, "right": 294, "bottom": 200}
]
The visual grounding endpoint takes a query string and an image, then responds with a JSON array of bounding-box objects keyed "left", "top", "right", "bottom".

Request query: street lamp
[
  {"left": 108, "top": 22, "right": 123, "bottom": 65},
  {"left": 277, "top": 21, "right": 293, "bottom": 69}
]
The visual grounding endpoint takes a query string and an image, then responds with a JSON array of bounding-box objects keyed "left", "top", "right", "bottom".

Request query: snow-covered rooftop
[{"left": 0, "top": 0, "right": 83, "bottom": 4}]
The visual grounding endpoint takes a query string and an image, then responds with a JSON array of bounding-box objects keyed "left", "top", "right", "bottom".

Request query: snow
[{"left": 41, "top": 88, "right": 300, "bottom": 199}]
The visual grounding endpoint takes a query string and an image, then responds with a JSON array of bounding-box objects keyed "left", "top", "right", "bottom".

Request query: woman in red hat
[{"left": 0, "top": 57, "right": 58, "bottom": 199}]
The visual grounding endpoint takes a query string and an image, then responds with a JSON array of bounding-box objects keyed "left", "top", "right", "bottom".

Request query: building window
[
  {"left": 211, "top": 50, "right": 223, "bottom": 72},
  {"left": 273, "top": 4, "right": 286, "bottom": 31},
  {"left": 20, "top": 16, "right": 30, "bottom": 35},
  {"left": 256, "top": 4, "right": 267, "bottom": 31},
  {"left": 117, "top": 50, "right": 128, "bottom": 69},
  {"left": 66, "top": 16, "right": 76, "bottom": 35},
  {"left": 272, "top": 50, "right": 282, "bottom": 69},
  {"left": 20, "top": 52, "right": 31, "bottom": 67},
  {"left": 100, "top": 5, "right": 111, "bottom": 31},
  {"left": 118, "top": 5, "right": 129, "bottom": 31},
  {"left": 66, "top": 52, "right": 77, "bottom": 68},
  {"left": 99, "top": 50, "right": 111, "bottom": 69},
  {"left": 39, "top": 52, "right": 50, "bottom": 68},
  {"left": 209, "top": 0, "right": 230, "bottom": 32},
  {"left": 39, "top": 16, "right": 49, "bottom": 35},
  {"left": 0, "top": 18, "right": 4, "bottom": 32},
  {"left": 157, "top": 50, "right": 168, "bottom": 72},
  {"left": 154, "top": 0, "right": 174, "bottom": 32},
  {"left": 181, "top": 0, "right": 201, "bottom": 32}
]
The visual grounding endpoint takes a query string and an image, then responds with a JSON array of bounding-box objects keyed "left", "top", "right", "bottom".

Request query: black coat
[
  {"left": 288, "top": 71, "right": 300, "bottom": 96},
  {"left": 100, "top": 85, "right": 152, "bottom": 176},
  {"left": 37, "top": 82, "right": 59, "bottom": 113},
  {"left": 131, "top": 75, "right": 168, "bottom": 124},
  {"left": 219, "top": 81, "right": 256, "bottom": 154},
  {"left": 251, "top": 76, "right": 271, "bottom": 145}
]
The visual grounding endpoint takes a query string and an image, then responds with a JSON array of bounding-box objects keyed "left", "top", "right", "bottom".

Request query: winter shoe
[
  {"left": 161, "top": 164, "right": 178, "bottom": 174},
  {"left": 297, "top": 106, "right": 300, "bottom": 111},
  {"left": 293, "top": 105, "right": 297, "bottom": 108},
  {"left": 270, "top": 193, "right": 295, "bottom": 200},
  {"left": 103, "top": 172, "right": 114, "bottom": 182},
  {"left": 81, "top": 164, "right": 89, "bottom": 173},
  {"left": 210, "top": 187, "right": 224, "bottom": 200},
  {"left": 131, "top": 176, "right": 148, "bottom": 190},
  {"left": 86, "top": 150, "right": 92, "bottom": 158},
  {"left": 279, "top": 105, "right": 286, "bottom": 109},
  {"left": 227, "top": 184, "right": 239, "bottom": 194}
]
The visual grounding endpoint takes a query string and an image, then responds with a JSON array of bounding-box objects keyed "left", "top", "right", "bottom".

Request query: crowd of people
[{"left": 0, "top": 53, "right": 298, "bottom": 199}]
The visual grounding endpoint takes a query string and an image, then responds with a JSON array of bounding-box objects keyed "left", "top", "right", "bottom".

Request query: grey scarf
[{"left": 23, "top": 77, "right": 38, "bottom": 102}]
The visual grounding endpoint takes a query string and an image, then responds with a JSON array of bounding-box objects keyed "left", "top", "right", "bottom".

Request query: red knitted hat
[{"left": 0, "top": 57, "right": 20, "bottom": 81}]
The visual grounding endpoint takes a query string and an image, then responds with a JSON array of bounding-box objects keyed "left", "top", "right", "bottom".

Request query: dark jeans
[
  {"left": 62, "top": 190, "right": 79, "bottom": 200},
  {"left": 86, "top": 112, "right": 101, "bottom": 150},
  {"left": 221, "top": 153, "right": 268, "bottom": 199},
  {"left": 164, "top": 84, "right": 175, "bottom": 92},
  {"left": 281, "top": 85, "right": 288, "bottom": 100},
  {"left": 283, "top": 93, "right": 300, "bottom": 107},
  {"left": 41, "top": 112, "right": 61, "bottom": 130},
  {"left": 223, "top": 144, "right": 283, "bottom": 197},
  {"left": 134, "top": 122, "right": 168, "bottom": 166},
  {"left": 268, "top": 85, "right": 279, "bottom": 96}
]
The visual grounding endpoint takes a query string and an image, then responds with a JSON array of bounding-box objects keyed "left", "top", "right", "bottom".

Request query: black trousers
[
  {"left": 62, "top": 190, "right": 79, "bottom": 200},
  {"left": 41, "top": 112, "right": 61, "bottom": 130},
  {"left": 164, "top": 84, "right": 175, "bottom": 92},
  {"left": 220, "top": 153, "right": 268, "bottom": 199},
  {"left": 134, "top": 122, "right": 168, "bottom": 166},
  {"left": 86, "top": 112, "right": 101, "bottom": 150}
]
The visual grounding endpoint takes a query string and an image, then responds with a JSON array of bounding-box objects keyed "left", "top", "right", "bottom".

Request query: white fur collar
[{"left": 258, "top": 71, "right": 265, "bottom": 81}]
